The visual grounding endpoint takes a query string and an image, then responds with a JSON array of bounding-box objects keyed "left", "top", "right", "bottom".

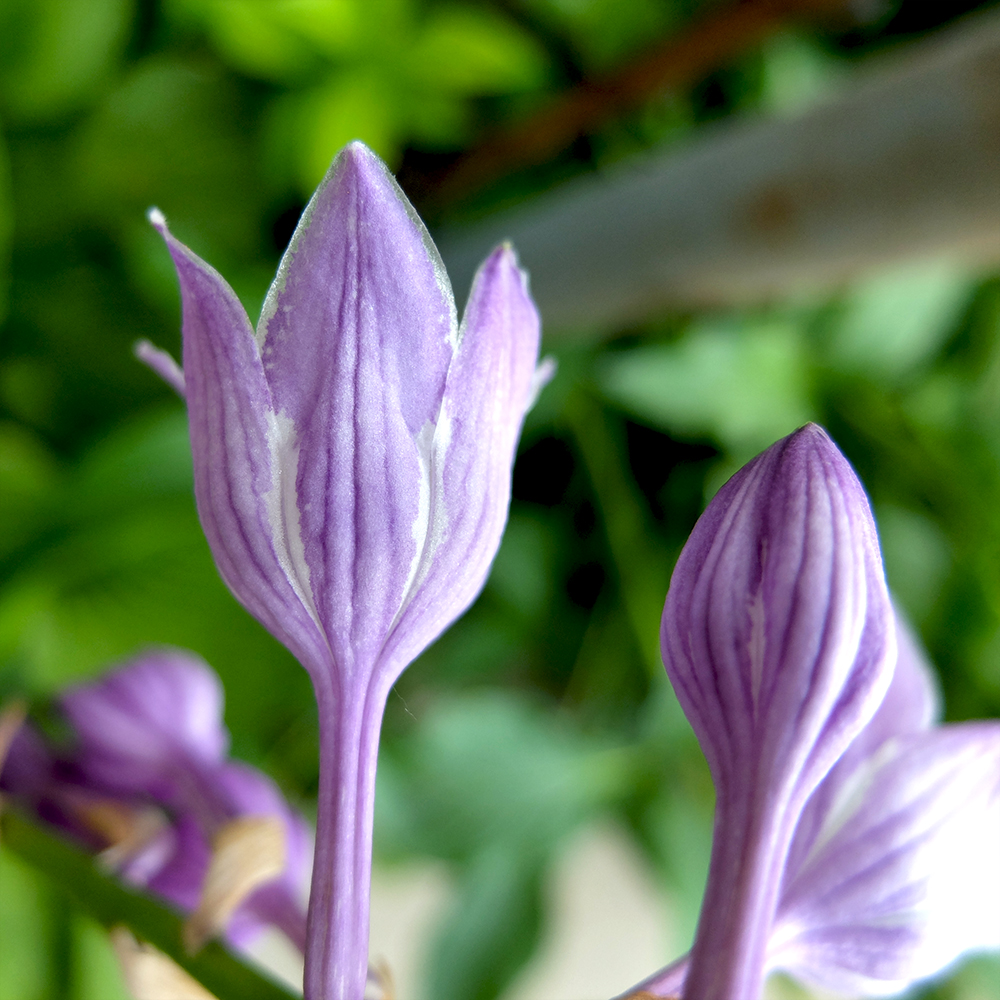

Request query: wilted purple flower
[
  {"left": 0, "top": 649, "right": 310, "bottom": 954},
  {"left": 623, "top": 429, "right": 999, "bottom": 1000},
  {"left": 147, "top": 141, "right": 545, "bottom": 999}
]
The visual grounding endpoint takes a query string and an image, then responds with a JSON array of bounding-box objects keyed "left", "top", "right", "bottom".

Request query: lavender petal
[
  {"left": 256, "top": 142, "right": 456, "bottom": 684},
  {"left": 135, "top": 337, "right": 186, "bottom": 397},
  {"left": 770, "top": 722, "right": 1000, "bottom": 995},
  {"left": 150, "top": 212, "right": 333, "bottom": 678},
  {"left": 378, "top": 245, "right": 541, "bottom": 678},
  {"left": 785, "top": 609, "right": 939, "bottom": 880}
]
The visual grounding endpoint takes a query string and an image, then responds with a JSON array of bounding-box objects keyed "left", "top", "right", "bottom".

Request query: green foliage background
[{"left": 1, "top": 1, "right": 998, "bottom": 998}]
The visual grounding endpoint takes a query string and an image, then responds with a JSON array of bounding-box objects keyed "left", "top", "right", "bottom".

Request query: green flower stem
[{"left": 0, "top": 809, "right": 296, "bottom": 1000}]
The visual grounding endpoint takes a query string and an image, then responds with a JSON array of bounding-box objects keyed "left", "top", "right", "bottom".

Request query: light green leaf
[
  {"left": 486, "top": 512, "right": 555, "bottom": 621},
  {"left": 73, "top": 56, "right": 263, "bottom": 253},
  {"left": 831, "top": 261, "right": 973, "bottom": 379},
  {"left": 0, "top": 849, "right": 49, "bottom": 999},
  {"left": 599, "top": 319, "right": 814, "bottom": 459},
  {"left": 0, "top": 0, "right": 132, "bottom": 122},
  {"left": 425, "top": 844, "right": 544, "bottom": 1000},
  {"left": 167, "top": 0, "right": 359, "bottom": 81},
  {"left": 380, "top": 691, "right": 624, "bottom": 858},
  {"left": 407, "top": 7, "right": 548, "bottom": 94},
  {"left": 759, "top": 33, "right": 844, "bottom": 115},
  {"left": 877, "top": 504, "right": 951, "bottom": 621},
  {"left": 294, "top": 73, "right": 402, "bottom": 192}
]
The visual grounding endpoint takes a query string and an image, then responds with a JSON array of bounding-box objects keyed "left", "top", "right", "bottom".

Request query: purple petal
[
  {"left": 215, "top": 760, "right": 311, "bottom": 891},
  {"left": 614, "top": 953, "right": 689, "bottom": 999},
  {"left": 150, "top": 212, "right": 333, "bottom": 677},
  {"left": 661, "top": 425, "right": 895, "bottom": 1000},
  {"left": 141, "top": 810, "right": 211, "bottom": 913},
  {"left": 662, "top": 424, "right": 894, "bottom": 805},
  {"left": 0, "top": 723, "right": 54, "bottom": 799},
  {"left": 770, "top": 722, "right": 1000, "bottom": 995},
  {"left": 134, "top": 336, "right": 186, "bottom": 397},
  {"left": 256, "top": 142, "right": 457, "bottom": 684},
  {"left": 378, "top": 245, "right": 541, "bottom": 677},
  {"left": 60, "top": 649, "right": 229, "bottom": 799},
  {"left": 785, "top": 609, "right": 939, "bottom": 879},
  {"left": 63, "top": 652, "right": 311, "bottom": 953}
]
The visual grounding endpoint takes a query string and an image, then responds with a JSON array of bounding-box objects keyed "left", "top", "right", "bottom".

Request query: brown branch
[{"left": 431, "top": 0, "right": 852, "bottom": 206}]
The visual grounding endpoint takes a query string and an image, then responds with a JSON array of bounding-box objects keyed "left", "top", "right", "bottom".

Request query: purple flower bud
[
  {"left": 782, "top": 611, "right": 938, "bottom": 884},
  {"left": 147, "top": 142, "right": 545, "bottom": 999},
  {"left": 660, "top": 425, "right": 895, "bottom": 1000},
  {"left": 624, "top": 613, "right": 998, "bottom": 1000},
  {"left": 622, "top": 613, "right": 997, "bottom": 1000},
  {"left": 61, "top": 649, "right": 229, "bottom": 801}
]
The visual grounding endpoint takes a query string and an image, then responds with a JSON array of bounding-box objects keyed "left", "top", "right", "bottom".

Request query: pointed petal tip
[
  {"left": 329, "top": 139, "right": 393, "bottom": 196},
  {"left": 147, "top": 207, "right": 167, "bottom": 232},
  {"left": 135, "top": 340, "right": 186, "bottom": 398},
  {"left": 526, "top": 356, "right": 558, "bottom": 412},
  {"left": 341, "top": 139, "right": 375, "bottom": 161},
  {"left": 493, "top": 240, "right": 521, "bottom": 267},
  {"left": 787, "top": 422, "right": 832, "bottom": 450},
  {"left": 479, "top": 241, "right": 530, "bottom": 291}
]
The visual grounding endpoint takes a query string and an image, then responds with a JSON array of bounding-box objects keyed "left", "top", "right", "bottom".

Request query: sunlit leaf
[
  {"left": 407, "top": 7, "right": 549, "bottom": 94},
  {"left": 830, "top": 261, "right": 974, "bottom": 379},
  {"left": 599, "top": 319, "right": 814, "bottom": 459},
  {"left": 293, "top": 73, "right": 402, "bottom": 190},
  {"left": 0, "top": 0, "right": 132, "bottom": 122}
]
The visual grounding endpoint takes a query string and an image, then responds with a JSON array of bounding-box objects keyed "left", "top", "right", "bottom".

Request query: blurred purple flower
[
  {"left": 146, "top": 141, "right": 546, "bottom": 999},
  {"left": 624, "top": 428, "right": 1000, "bottom": 1000},
  {"left": 0, "top": 648, "right": 309, "bottom": 954}
]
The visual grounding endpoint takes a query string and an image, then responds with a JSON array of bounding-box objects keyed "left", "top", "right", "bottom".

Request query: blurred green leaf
[
  {"left": 407, "top": 7, "right": 549, "bottom": 93},
  {"left": 0, "top": 420, "right": 61, "bottom": 561},
  {"left": 524, "top": 0, "right": 678, "bottom": 70},
  {"left": 0, "top": 848, "right": 49, "bottom": 998},
  {"left": 1, "top": 811, "right": 297, "bottom": 1000},
  {"left": 0, "top": 0, "right": 132, "bottom": 122},
  {"left": 0, "top": 121, "right": 10, "bottom": 324},
  {"left": 294, "top": 72, "right": 402, "bottom": 188},
  {"left": 877, "top": 503, "right": 951, "bottom": 621},
  {"left": 379, "top": 691, "right": 623, "bottom": 859},
  {"left": 759, "top": 32, "right": 843, "bottom": 114},
  {"left": 487, "top": 512, "right": 556, "bottom": 621},
  {"left": 830, "top": 261, "right": 974, "bottom": 380},
  {"left": 73, "top": 56, "right": 264, "bottom": 254},
  {"left": 426, "top": 844, "right": 545, "bottom": 1000},
  {"left": 167, "top": 0, "right": 349, "bottom": 82},
  {"left": 407, "top": 89, "right": 471, "bottom": 149},
  {"left": 599, "top": 319, "right": 814, "bottom": 460},
  {"left": 73, "top": 916, "right": 132, "bottom": 1000}
]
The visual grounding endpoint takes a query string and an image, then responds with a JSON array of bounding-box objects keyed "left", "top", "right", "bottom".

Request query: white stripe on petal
[
  {"left": 264, "top": 410, "right": 323, "bottom": 633},
  {"left": 386, "top": 409, "right": 454, "bottom": 636}
]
